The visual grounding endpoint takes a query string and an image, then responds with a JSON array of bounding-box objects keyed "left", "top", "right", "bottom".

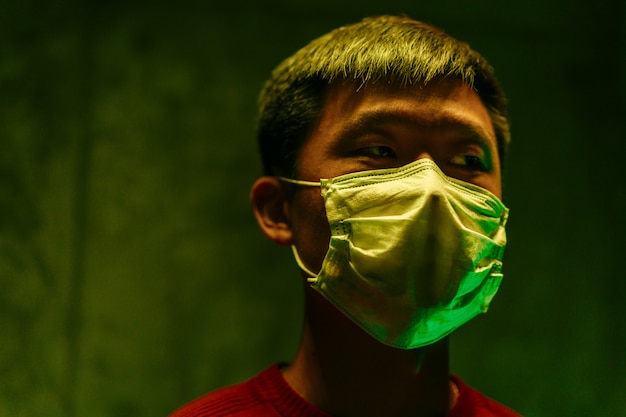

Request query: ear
[{"left": 250, "top": 176, "right": 293, "bottom": 246}]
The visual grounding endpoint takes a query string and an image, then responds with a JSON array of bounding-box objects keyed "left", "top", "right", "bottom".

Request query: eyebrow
[{"left": 336, "top": 108, "right": 496, "bottom": 149}]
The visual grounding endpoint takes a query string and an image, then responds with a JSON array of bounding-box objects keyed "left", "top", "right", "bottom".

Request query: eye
[
  {"left": 449, "top": 154, "right": 490, "bottom": 172},
  {"left": 356, "top": 146, "right": 396, "bottom": 158}
]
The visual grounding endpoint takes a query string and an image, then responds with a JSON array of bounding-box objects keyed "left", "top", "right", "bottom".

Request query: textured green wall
[{"left": 1, "top": 1, "right": 624, "bottom": 416}]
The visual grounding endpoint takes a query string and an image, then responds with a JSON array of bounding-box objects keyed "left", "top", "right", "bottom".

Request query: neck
[{"left": 283, "top": 289, "right": 453, "bottom": 417}]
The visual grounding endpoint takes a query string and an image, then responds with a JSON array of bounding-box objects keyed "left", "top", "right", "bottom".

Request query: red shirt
[{"left": 170, "top": 365, "right": 522, "bottom": 417}]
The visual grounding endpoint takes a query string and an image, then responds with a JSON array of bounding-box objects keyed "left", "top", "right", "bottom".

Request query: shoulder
[
  {"left": 448, "top": 375, "right": 523, "bottom": 417},
  {"left": 168, "top": 367, "right": 276, "bottom": 417},
  {"left": 168, "top": 364, "right": 328, "bottom": 417}
]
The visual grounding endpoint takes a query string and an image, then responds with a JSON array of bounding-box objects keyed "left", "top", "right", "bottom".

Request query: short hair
[{"left": 257, "top": 15, "right": 510, "bottom": 176}]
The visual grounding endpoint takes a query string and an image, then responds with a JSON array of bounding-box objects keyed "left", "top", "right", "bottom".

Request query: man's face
[{"left": 286, "top": 80, "right": 502, "bottom": 275}]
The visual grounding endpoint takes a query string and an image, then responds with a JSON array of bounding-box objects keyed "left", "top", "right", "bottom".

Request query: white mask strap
[
  {"left": 291, "top": 245, "right": 319, "bottom": 283},
  {"left": 277, "top": 177, "right": 320, "bottom": 187},
  {"left": 278, "top": 177, "right": 322, "bottom": 282}
]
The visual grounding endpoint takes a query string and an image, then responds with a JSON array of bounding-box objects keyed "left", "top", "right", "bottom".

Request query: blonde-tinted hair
[{"left": 257, "top": 15, "right": 510, "bottom": 175}]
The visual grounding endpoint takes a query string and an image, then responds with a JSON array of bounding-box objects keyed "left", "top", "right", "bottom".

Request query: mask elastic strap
[
  {"left": 277, "top": 177, "right": 320, "bottom": 187},
  {"left": 291, "top": 245, "right": 319, "bottom": 283}
]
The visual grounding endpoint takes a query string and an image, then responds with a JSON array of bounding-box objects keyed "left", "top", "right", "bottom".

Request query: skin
[{"left": 251, "top": 79, "right": 502, "bottom": 417}]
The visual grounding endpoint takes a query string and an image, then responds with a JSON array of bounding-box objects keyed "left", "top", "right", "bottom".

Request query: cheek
[
  {"left": 490, "top": 162, "right": 503, "bottom": 199},
  {"left": 291, "top": 189, "right": 331, "bottom": 272}
]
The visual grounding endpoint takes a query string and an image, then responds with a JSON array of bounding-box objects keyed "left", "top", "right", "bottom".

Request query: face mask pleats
[{"left": 287, "top": 159, "right": 509, "bottom": 349}]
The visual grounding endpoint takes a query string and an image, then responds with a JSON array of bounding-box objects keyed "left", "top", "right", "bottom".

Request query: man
[{"left": 171, "top": 15, "right": 521, "bottom": 417}]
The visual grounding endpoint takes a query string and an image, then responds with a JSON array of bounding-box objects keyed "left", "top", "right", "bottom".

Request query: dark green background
[{"left": 1, "top": 0, "right": 624, "bottom": 416}]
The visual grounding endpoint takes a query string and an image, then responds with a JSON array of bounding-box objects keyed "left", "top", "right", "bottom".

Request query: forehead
[
  {"left": 313, "top": 80, "right": 497, "bottom": 150},
  {"left": 330, "top": 81, "right": 495, "bottom": 127}
]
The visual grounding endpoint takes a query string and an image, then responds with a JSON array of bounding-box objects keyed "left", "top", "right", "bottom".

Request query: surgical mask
[{"left": 280, "top": 159, "right": 509, "bottom": 349}]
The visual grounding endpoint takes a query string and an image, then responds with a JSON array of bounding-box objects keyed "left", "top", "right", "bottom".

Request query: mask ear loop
[
  {"left": 291, "top": 245, "right": 319, "bottom": 283},
  {"left": 278, "top": 176, "right": 323, "bottom": 283},
  {"left": 277, "top": 177, "right": 320, "bottom": 187}
]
